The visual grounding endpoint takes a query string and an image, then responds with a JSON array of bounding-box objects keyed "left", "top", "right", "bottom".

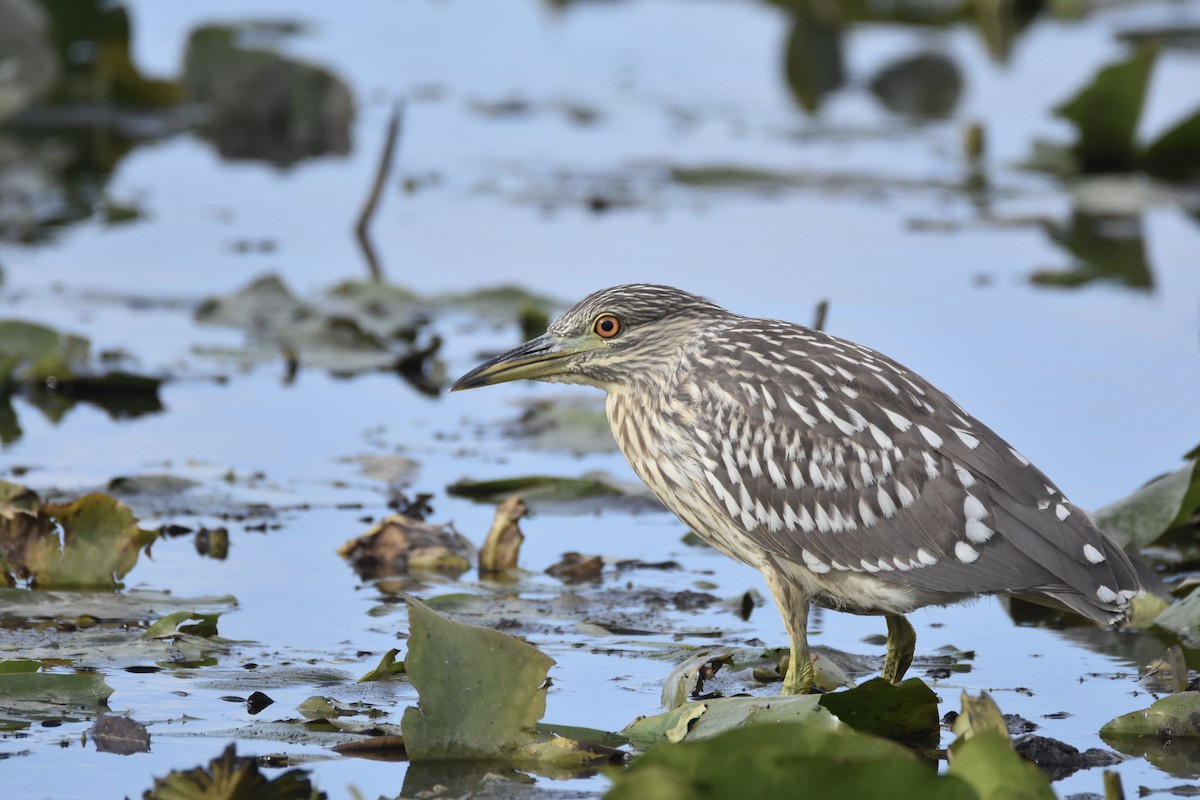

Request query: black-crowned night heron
[{"left": 452, "top": 284, "right": 1142, "bottom": 693}]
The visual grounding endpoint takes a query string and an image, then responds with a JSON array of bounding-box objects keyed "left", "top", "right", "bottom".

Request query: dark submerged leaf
[
  {"left": 91, "top": 714, "right": 151, "bottom": 755},
  {"left": 142, "top": 743, "right": 325, "bottom": 799}
]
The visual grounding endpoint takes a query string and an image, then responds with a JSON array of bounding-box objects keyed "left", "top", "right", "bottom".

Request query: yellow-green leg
[
  {"left": 764, "top": 567, "right": 814, "bottom": 694},
  {"left": 882, "top": 614, "right": 916, "bottom": 684}
]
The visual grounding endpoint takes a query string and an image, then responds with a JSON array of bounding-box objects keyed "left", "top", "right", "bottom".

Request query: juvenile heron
[{"left": 452, "top": 284, "right": 1142, "bottom": 693}]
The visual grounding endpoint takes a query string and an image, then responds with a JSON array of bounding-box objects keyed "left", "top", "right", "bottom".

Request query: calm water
[{"left": 2, "top": 1, "right": 1200, "bottom": 797}]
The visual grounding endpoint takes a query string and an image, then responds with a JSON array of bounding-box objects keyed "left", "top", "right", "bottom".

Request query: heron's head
[{"left": 451, "top": 284, "right": 731, "bottom": 392}]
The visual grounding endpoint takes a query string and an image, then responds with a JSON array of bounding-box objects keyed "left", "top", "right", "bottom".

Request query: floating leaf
[
  {"left": 1054, "top": 46, "right": 1157, "bottom": 172},
  {"left": 948, "top": 730, "right": 1056, "bottom": 800},
  {"left": 0, "top": 320, "right": 90, "bottom": 384},
  {"left": 0, "top": 670, "right": 114, "bottom": 708},
  {"left": 622, "top": 695, "right": 841, "bottom": 748},
  {"left": 1101, "top": 691, "right": 1200, "bottom": 739},
  {"left": 818, "top": 678, "right": 939, "bottom": 743},
  {"left": 447, "top": 475, "right": 622, "bottom": 503},
  {"left": 0, "top": 659, "right": 40, "bottom": 674},
  {"left": 1143, "top": 107, "right": 1200, "bottom": 180},
  {"left": 1094, "top": 460, "right": 1200, "bottom": 550},
  {"left": 607, "top": 723, "right": 976, "bottom": 800},
  {"left": 91, "top": 714, "right": 151, "bottom": 755},
  {"left": 1153, "top": 588, "right": 1200, "bottom": 642},
  {"left": 358, "top": 649, "right": 405, "bottom": 682},
  {"left": 400, "top": 596, "right": 554, "bottom": 760},
  {"left": 396, "top": 597, "right": 620, "bottom": 767},
  {"left": 949, "top": 689, "right": 1010, "bottom": 743},
  {"left": 0, "top": 486, "right": 157, "bottom": 589},
  {"left": 946, "top": 692, "right": 1056, "bottom": 798},
  {"left": 143, "top": 743, "right": 325, "bottom": 800},
  {"left": 143, "top": 611, "right": 221, "bottom": 639}
]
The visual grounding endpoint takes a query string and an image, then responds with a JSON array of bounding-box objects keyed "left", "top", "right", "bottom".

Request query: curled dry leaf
[
  {"left": 545, "top": 552, "right": 603, "bottom": 583},
  {"left": 338, "top": 515, "right": 474, "bottom": 580},
  {"left": 478, "top": 495, "right": 526, "bottom": 575}
]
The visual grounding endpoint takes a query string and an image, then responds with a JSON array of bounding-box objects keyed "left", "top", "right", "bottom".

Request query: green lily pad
[
  {"left": 401, "top": 596, "right": 555, "bottom": 760},
  {"left": 948, "top": 730, "right": 1056, "bottom": 800},
  {"left": 669, "top": 164, "right": 794, "bottom": 189},
  {"left": 0, "top": 659, "right": 40, "bottom": 674},
  {"left": 0, "top": 320, "right": 90, "bottom": 384},
  {"left": 622, "top": 695, "right": 841, "bottom": 748},
  {"left": 1153, "top": 587, "right": 1200, "bottom": 642},
  {"left": 398, "top": 596, "right": 619, "bottom": 767},
  {"left": 818, "top": 678, "right": 939, "bottom": 743},
  {"left": 607, "top": 722, "right": 976, "bottom": 800},
  {"left": 358, "top": 648, "right": 405, "bottom": 682},
  {"left": 0, "top": 670, "right": 113, "bottom": 709},
  {"left": 0, "top": 485, "right": 157, "bottom": 589},
  {"left": 1094, "top": 461, "right": 1200, "bottom": 549},
  {"left": 194, "top": 273, "right": 433, "bottom": 376},
  {"left": 143, "top": 611, "right": 221, "bottom": 639},
  {"left": 944, "top": 692, "right": 1055, "bottom": 799},
  {"left": 1101, "top": 691, "right": 1200, "bottom": 739},
  {"left": 1143, "top": 107, "right": 1200, "bottom": 180},
  {"left": 1054, "top": 46, "right": 1157, "bottom": 172}
]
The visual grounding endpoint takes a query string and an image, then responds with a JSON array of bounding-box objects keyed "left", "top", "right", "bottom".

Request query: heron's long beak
[{"left": 451, "top": 333, "right": 582, "bottom": 391}]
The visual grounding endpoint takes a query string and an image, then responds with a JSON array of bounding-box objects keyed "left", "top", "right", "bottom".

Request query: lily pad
[
  {"left": 949, "top": 730, "right": 1056, "bottom": 800},
  {"left": 143, "top": 743, "right": 325, "bottom": 800},
  {"left": 1054, "top": 46, "right": 1157, "bottom": 172},
  {"left": 143, "top": 611, "right": 221, "bottom": 639},
  {"left": 946, "top": 692, "right": 1056, "bottom": 799},
  {"left": 91, "top": 714, "right": 151, "bottom": 755},
  {"left": 0, "top": 319, "right": 90, "bottom": 384},
  {"left": 194, "top": 273, "right": 436, "bottom": 376},
  {"left": 1143, "top": 108, "right": 1200, "bottom": 180},
  {"left": 818, "top": 678, "right": 940, "bottom": 743},
  {"left": 1151, "top": 587, "right": 1200, "bottom": 642},
  {"left": 607, "top": 722, "right": 976, "bottom": 800},
  {"left": 1101, "top": 691, "right": 1200, "bottom": 739},
  {"left": 622, "top": 695, "right": 841, "bottom": 748},
  {"left": 1094, "top": 460, "right": 1200, "bottom": 550},
  {"left": 0, "top": 484, "right": 157, "bottom": 589},
  {"left": 0, "top": 321, "right": 162, "bottom": 433},
  {"left": 0, "top": 669, "right": 114, "bottom": 713},
  {"left": 358, "top": 648, "right": 405, "bottom": 682},
  {"left": 447, "top": 474, "right": 623, "bottom": 503},
  {"left": 399, "top": 596, "right": 618, "bottom": 767},
  {"left": 401, "top": 596, "right": 555, "bottom": 760}
]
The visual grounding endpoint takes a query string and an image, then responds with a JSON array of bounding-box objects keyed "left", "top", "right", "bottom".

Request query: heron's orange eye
[{"left": 593, "top": 314, "right": 622, "bottom": 339}]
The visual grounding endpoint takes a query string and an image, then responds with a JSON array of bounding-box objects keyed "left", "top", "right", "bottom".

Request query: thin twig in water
[{"left": 355, "top": 99, "right": 406, "bottom": 282}]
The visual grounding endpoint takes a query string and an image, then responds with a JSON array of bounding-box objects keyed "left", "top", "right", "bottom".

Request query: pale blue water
[{"left": 2, "top": 0, "right": 1199, "bottom": 797}]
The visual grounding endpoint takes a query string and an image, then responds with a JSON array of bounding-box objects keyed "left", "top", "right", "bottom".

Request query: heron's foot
[
  {"left": 882, "top": 614, "right": 916, "bottom": 684},
  {"left": 780, "top": 649, "right": 817, "bottom": 694}
]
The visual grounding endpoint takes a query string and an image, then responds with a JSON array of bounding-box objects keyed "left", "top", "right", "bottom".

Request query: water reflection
[
  {"left": 1033, "top": 211, "right": 1153, "bottom": 291},
  {"left": 0, "top": 1, "right": 354, "bottom": 245}
]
